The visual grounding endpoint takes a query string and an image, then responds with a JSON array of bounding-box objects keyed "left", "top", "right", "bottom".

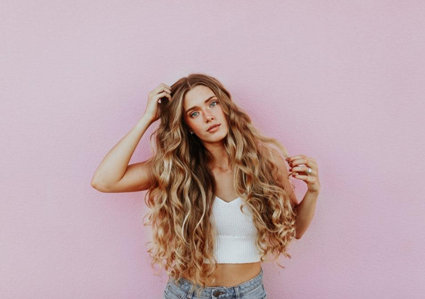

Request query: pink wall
[{"left": 1, "top": 1, "right": 424, "bottom": 298}]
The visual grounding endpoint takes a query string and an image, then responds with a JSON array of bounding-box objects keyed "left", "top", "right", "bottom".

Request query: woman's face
[{"left": 183, "top": 85, "right": 229, "bottom": 143}]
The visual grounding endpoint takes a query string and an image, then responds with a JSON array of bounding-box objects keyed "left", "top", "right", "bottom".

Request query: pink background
[{"left": 1, "top": 1, "right": 424, "bottom": 298}]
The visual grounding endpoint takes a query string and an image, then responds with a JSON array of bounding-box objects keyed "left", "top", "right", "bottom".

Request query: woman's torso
[{"left": 182, "top": 167, "right": 262, "bottom": 287}]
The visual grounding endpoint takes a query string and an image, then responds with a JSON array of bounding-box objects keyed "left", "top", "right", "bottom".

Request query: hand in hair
[
  {"left": 286, "top": 155, "right": 320, "bottom": 194},
  {"left": 144, "top": 83, "right": 173, "bottom": 122}
]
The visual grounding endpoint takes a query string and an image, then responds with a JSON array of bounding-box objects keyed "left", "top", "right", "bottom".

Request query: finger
[
  {"left": 288, "top": 158, "right": 308, "bottom": 167},
  {"left": 304, "top": 160, "right": 318, "bottom": 170},
  {"left": 158, "top": 88, "right": 171, "bottom": 95},
  {"left": 291, "top": 159, "right": 318, "bottom": 171},
  {"left": 288, "top": 155, "right": 315, "bottom": 163},
  {"left": 156, "top": 90, "right": 170, "bottom": 98},
  {"left": 294, "top": 162, "right": 316, "bottom": 170},
  {"left": 290, "top": 164, "right": 317, "bottom": 176},
  {"left": 291, "top": 165, "right": 316, "bottom": 175},
  {"left": 287, "top": 156, "right": 306, "bottom": 164},
  {"left": 156, "top": 85, "right": 171, "bottom": 94},
  {"left": 292, "top": 173, "right": 315, "bottom": 183},
  {"left": 287, "top": 155, "right": 306, "bottom": 160},
  {"left": 288, "top": 156, "right": 318, "bottom": 173}
]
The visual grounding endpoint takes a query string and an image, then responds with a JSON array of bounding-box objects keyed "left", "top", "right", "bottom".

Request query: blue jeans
[{"left": 163, "top": 268, "right": 267, "bottom": 299}]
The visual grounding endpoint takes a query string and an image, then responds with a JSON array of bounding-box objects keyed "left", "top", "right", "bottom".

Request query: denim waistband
[{"left": 166, "top": 268, "right": 264, "bottom": 298}]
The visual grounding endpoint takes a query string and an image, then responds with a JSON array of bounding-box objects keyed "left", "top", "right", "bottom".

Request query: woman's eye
[{"left": 190, "top": 101, "right": 218, "bottom": 118}]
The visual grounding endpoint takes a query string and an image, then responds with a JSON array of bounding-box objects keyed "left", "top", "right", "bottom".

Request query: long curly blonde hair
[{"left": 142, "top": 73, "right": 297, "bottom": 296}]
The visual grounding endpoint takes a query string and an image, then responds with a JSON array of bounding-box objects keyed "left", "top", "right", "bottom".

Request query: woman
[{"left": 91, "top": 73, "right": 321, "bottom": 298}]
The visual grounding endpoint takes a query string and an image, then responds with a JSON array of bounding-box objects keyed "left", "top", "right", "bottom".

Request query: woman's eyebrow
[{"left": 185, "top": 96, "right": 216, "bottom": 114}]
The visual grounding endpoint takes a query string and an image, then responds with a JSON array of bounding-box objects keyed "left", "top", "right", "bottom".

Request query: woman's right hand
[{"left": 144, "top": 83, "right": 172, "bottom": 122}]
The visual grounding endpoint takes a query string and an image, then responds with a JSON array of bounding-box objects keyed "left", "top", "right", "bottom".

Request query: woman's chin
[{"left": 202, "top": 134, "right": 227, "bottom": 144}]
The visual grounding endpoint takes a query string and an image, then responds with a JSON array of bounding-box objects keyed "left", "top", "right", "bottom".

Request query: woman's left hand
[{"left": 286, "top": 154, "right": 321, "bottom": 194}]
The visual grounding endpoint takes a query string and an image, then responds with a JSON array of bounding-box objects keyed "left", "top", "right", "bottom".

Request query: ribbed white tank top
[{"left": 205, "top": 196, "right": 261, "bottom": 264}]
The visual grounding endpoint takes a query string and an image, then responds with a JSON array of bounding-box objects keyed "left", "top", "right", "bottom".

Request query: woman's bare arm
[
  {"left": 90, "top": 115, "right": 155, "bottom": 192},
  {"left": 90, "top": 83, "right": 172, "bottom": 193}
]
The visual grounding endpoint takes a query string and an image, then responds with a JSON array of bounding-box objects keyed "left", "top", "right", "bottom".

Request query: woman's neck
[{"left": 204, "top": 143, "right": 230, "bottom": 171}]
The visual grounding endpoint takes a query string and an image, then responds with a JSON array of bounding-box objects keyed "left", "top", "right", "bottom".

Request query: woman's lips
[{"left": 207, "top": 124, "right": 221, "bottom": 132}]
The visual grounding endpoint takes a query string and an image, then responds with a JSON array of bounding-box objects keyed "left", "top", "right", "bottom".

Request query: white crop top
[{"left": 205, "top": 196, "right": 261, "bottom": 264}]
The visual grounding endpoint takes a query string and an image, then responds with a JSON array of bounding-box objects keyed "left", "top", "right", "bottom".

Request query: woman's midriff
[{"left": 182, "top": 262, "right": 262, "bottom": 287}]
